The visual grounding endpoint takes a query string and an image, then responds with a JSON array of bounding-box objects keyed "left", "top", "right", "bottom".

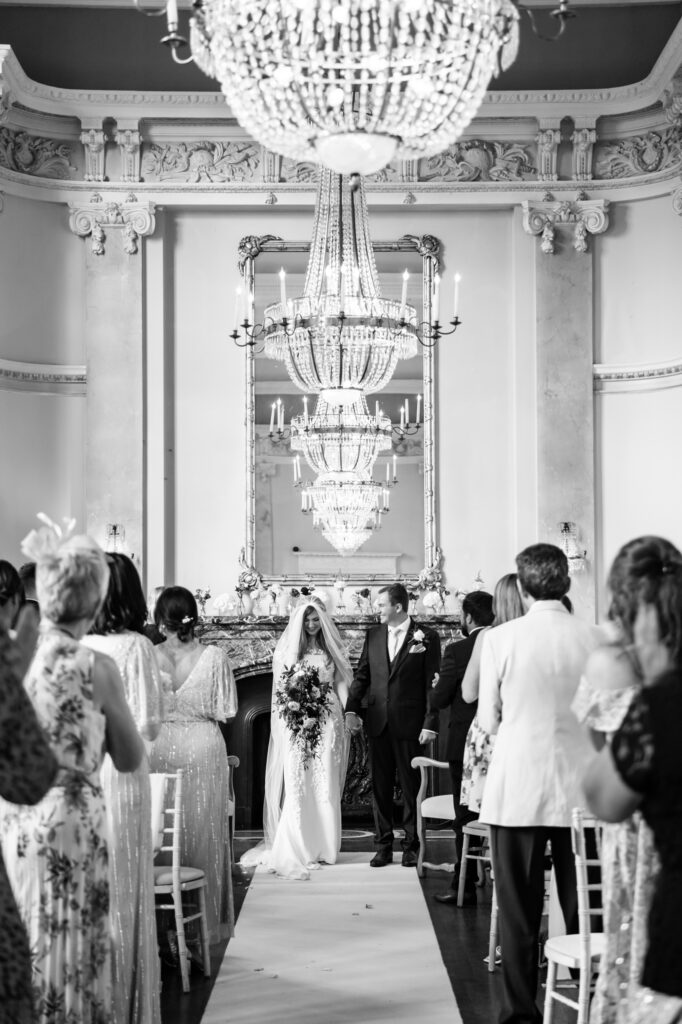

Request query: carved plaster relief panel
[
  {"left": 594, "top": 125, "right": 682, "bottom": 179},
  {"left": 418, "top": 139, "right": 536, "bottom": 182},
  {"left": 279, "top": 158, "right": 319, "bottom": 183},
  {"left": 0, "top": 126, "right": 75, "bottom": 178},
  {"left": 571, "top": 127, "right": 596, "bottom": 182},
  {"left": 140, "top": 140, "right": 261, "bottom": 182},
  {"left": 115, "top": 128, "right": 141, "bottom": 183}
]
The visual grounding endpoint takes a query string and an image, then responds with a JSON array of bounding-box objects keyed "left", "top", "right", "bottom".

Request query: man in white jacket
[{"left": 478, "top": 543, "right": 600, "bottom": 1024}]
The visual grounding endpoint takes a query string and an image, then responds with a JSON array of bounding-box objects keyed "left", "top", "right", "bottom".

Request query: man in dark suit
[
  {"left": 345, "top": 583, "right": 440, "bottom": 867},
  {"left": 429, "top": 589, "right": 494, "bottom": 905}
]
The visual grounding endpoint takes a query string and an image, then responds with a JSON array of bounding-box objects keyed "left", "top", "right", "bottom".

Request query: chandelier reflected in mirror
[
  {"left": 301, "top": 474, "right": 391, "bottom": 557},
  {"left": 290, "top": 396, "right": 392, "bottom": 478}
]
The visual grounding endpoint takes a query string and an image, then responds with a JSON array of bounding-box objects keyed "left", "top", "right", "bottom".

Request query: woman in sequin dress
[
  {"left": 1, "top": 520, "right": 144, "bottom": 1024},
  {"left": 242, "top": 599, "right": 353, "bottom": 880},
  {"left": 149, "top": 586, "right": 238, "bottom": 942},
  {"left": 574, "top": 536, "right": 682, "bottom": 1023},
  {"left": 84, "top": 553, "right": 163, "bottom": 1024}
]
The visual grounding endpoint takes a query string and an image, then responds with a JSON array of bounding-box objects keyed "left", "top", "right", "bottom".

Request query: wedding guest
[
  {"left": 345, "top": 583, "right": 440, "bottom": 867},
  {"left": 150, "top": 586, "right": 238, "bottom": 941},
  {"left": 429, "top": 589, "right": 494, "bottom": 906},
  {"left": 478, "top": 543, "right": 600, "bottom": 1024},
  {"left": 144, "top": 585, "right": 166, "bottom": 646},
  {"left": 1, "top": 518, "right": 144, "bottom": 1024},
  {"left": 0, "top": 560, "right": 24, "bottom": 630},
  {"left": 84, "top": 553, "right": 164, "bottom": 1024},
  {"left": 0, "top": 605, "right": 57, "bottom": 1024},
  {"left": 18, "top": 562, "right": 38, "bottom": 613},
  {"left": 584, "top": 587, "right": 682, "bottom": 1024},
  {"left": 241, "top": 598, "right": 353, "bottom": 879},
  {"left": 579, "top": 538, "right": 682, "bottom": 1024}
]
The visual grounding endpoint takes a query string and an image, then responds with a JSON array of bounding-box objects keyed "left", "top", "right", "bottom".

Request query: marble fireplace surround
[{"left": 199, "top": 616, "right": 461, "bottom": 829}]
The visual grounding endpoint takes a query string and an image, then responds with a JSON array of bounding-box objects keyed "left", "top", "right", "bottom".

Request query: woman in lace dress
[
  {"left": 0, "top": 607, "right": 57, "bottom": 1024},
  {"left": 84, "top": 553, "right": 163, "bottom": 1024},
  {"left": 460, "top": 574, "right": 524, "bottom": 813},
  {"left": 584, "top": 592, "right": 682, "bottom": 1024},
  {"left": 1, "top": 520, "right": 144, "bottom": 1024},
  {"left": 242, "top": 599, "right": 353, "bottom": 880},
  {"left": 575, "top": 536, "right": 682, "bottom": 1023},
  {"left": 149, "top": 586, "right": 238, "bottom": 942}
]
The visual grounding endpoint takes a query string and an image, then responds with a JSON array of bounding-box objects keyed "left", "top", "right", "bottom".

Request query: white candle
[
  {"left": 279, "top": 267, "right": 287, "bottom": 308},
  {"left": 166, "top": 0, "right": 178, "bottom": 29},
  {"left": 433, "top": 273, "right": 440, "bottom": 322},
  {"left": 416, "top": 393, "right": 422, "bottom": 424},
  {"left": 393, "top": 453, "right": 397, "bottom": 480},
  {"left": 292, "top": 458, "right": 297, "bottom": 481},
  {"left": 277, "top": 398, "right": 283, "bottom": 432},
  {"left": 400, "top": 269, "right": 409, "bottom": 318},
  {"left": 405, "top": 398, "right": 410, "bottom": 425},
  {"left": 296, "top": 455, "right": 301, "bottom": 481},
  {"left": 303, "top": 395, "right": 308, "bottom": 426},
  {"left": 454, "top": 272, "right": 461, "bottom": 319},
  {"left": 400, "top": 406, "right": 405, "bottom": 429},
  {"left": 385, "top": 462, "right": 389, "bottom": 483},
  {"left": 375, "top": 401, "right": 380, "bottom": 425},
  {"left": 233, "top": 286, "right": 242, "bottom": 331},
  {"left": 269, "top": 402, "right": 276, "bottom": 434}
]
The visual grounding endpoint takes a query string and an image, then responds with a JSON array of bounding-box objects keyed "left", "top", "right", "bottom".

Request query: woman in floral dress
[{"left": 1, "top": 520, "right": 144, "bottom": 1024}]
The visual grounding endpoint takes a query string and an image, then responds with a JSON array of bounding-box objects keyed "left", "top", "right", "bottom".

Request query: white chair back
[{"left": 149, "top": 772, "right": 168, "bottom": 856}]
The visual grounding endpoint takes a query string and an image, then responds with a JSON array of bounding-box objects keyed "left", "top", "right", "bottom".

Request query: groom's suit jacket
[{"left": 346, "top": 619, "right": 440, "bottom": 740}]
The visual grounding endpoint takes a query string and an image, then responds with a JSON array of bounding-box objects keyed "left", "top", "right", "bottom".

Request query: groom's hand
[
  {"left": 431, "top": 672, "right": 440, "bottom": 687},
  {"left": 419, "top": 729, "right": 437, "bottom": 745},
  {"left": 345, "top": 712, "right": 363, "bottom": 735}
]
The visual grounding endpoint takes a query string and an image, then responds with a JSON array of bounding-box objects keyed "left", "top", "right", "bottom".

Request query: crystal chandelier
[
  {"left": 263, "top": 168, "right": 418, "bottom": 406},
  {"left": 302, "top": 474, "right": 391, "bottom": 556},
  {"left": 187, "top": 0, "right": 520, "bottom": 176},
  {"left": 290, "top": 395, "right": 392, "bottom": 477}
]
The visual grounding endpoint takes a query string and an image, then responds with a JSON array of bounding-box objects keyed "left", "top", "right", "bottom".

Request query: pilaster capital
[
  {"left": 261, "top": 147, "right": 281, "bottom": 184},
  {"left": 114, "top": 128, "right": 141, "bottom": 183},
  {"left": 522, "top": 191, "right": 610, "bottom": 254},
  {"left": 570, "top": 127, "right": 597, "bottom": 182},
  {"left": 68, "top": 194, "right": 156, "bottom": 255},
  {"left": 535, "top": 127, "right": 561, "bottom": 182},
  {"left": 80, "top": 125, "right": 106, "bottom": 183},
  {"left": 662, "top": 74, "right": 682, "bottom": 128}
]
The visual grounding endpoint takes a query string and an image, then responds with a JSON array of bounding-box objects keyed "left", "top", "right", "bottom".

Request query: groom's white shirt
[{"left": 478, "top": 600, "right": 600, "bottom": 829}]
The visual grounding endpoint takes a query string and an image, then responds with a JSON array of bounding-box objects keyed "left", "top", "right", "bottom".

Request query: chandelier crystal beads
[{"left": 291, "top": 396, "right": 392, "bottom": 478}]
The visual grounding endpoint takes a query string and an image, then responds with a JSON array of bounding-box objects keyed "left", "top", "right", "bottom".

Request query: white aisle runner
[{"left": 202, "top": 852, "right": 463, "bottom": 1024}]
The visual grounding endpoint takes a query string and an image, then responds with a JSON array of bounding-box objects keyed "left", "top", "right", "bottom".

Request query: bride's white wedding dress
[{"left": 268, "top": 651, "right": 347, "bottom": 879}]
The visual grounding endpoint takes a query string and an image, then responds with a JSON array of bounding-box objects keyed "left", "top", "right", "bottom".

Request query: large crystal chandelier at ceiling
[
  {"left": 263, "top": 168, "right": 418, "bottom": 407},
  {"left": 188, "top": 0, "right": 521, "bottom": 176},
  {"left": 291, "top": 396, "right": 392, "bottom": 478}
]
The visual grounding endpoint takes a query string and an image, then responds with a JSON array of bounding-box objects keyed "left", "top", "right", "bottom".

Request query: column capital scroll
[
  {"left": 522, "top": 192, "right": 610, "bottom": 255},
  {"left": 68, "top": 196, "right": 156, "bottom": 255}
]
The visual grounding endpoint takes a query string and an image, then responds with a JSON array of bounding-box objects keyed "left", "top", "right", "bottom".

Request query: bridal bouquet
[{"left": 275, "top": 662, "right": 333, "bottom": 767}]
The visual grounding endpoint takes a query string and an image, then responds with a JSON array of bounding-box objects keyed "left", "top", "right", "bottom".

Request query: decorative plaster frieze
[
  {"left": 571, "top": 127, "right": 596, "bottom": 182},
  {"left": 0, "top": 357, "right": 86, "bottom": 395},
  {"left": 140, "top": 141, "right": 260, "bottom": 183},
  {"left": 419, "top": 139, "right": 536, "bottom": 182},
  {"left": 68, "top": 196, "right": 156, "bottom": 255},
  {"left": 261, "top": 147, "right": 281, "bottom": 185},
  {"left": 535, "top": 128, "right": 561, "bottom": 182},
  {"left": 115, "top": 128, "right": 141, "bottom": 183},
  {"left": 594, "top": 358, "right": 682, "bottom": 393},
  {"left": 0, "top": 126, "right": 74, "bottom": 179},
  {"left": 80, "top": 127, "right": 106, "bottom": 182},
  {"left": 522, "top": 191, "right": 610, "bottom": 254},
  {"left": 279, "top": 159, "right": 319, "bottom": 184},
  {"left": 594, "top": 125, "right": 682, "bottom": 179},
  {"left": 365, "top": 163, "right": 402, "bottom": 183},
  {"left": 672, "top": 185, "right": 682, "bottom": 216},
  {"left": 662, "top": 74, "right": 682, "bottom": 128}
]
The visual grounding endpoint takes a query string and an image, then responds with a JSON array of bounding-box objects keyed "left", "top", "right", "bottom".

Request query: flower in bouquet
[
  {"left": 422, "top": 589, "right": 443, "bottom": 610},
  {"left": 275, "top": 661, "right": 333, "bottom": 767}
]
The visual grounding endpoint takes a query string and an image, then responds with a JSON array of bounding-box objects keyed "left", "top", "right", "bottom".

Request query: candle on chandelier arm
[
  {"left": 269, "top": 402, "right": 276, "bottom": 435},
  {"left": 385, "top": 462, "right": 389, "bottom": 483},
  {"left": 416, "top": 393, "right": 422, "bottom": 425},
  {"left": 303, "top": 395, "right": 309, "bottom": 426},
  {"left": 400, "top": 269, "right": 409, "bottom": 318},
  {"left": 400, "top": 405, "right": 405, "bottom": 430},
  {"left": 279, "top": 267, "right": 287, "bottom": 309},
  {"left": 454, "top": 272, "right": 461, "bottom": 319},
  {"left": 278, "top": 400, "right": 284, "bottom": 432},
  {"left": 375, "top": 401, "right": 380, "bottom": 426},
  {"left": 296, "top": 455, "right": 301, "bottom": 481},
  {"left": 292, "top": 458, "right": 297, "bottom": 482},
  {"left": 433, "top": 273, "right": 440, "bottom": 323},
  {"left": 405, "top": 398, "right": 410, "bottom": 426},
  {"left": 166, "top": 0, "right": 179, "bottom": 30},
  {"left": 233, "top": 286, "right": 242, "bottom": 331},
  {"left": 393, "top": 453, "right": 397, "bottom": 480}
]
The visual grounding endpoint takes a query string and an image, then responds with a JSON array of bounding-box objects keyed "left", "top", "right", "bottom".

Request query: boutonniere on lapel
[{"left": 408, "top": 628, "right": 427, "bottom": 654}]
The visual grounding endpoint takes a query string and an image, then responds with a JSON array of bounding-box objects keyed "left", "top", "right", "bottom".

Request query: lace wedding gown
[{"left": 267, "top": 651, "right": 347, "bottom": 880}]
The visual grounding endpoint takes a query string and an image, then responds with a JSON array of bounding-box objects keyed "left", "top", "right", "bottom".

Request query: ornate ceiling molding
[
  {"left": 522, "top": 192, "right": 610, "bottom": 254},
  {"left": 0, "top": 357, "right": 86, "bottom": 395},
  {"left": 68, "top": 195, "right": 156, "bottom": 254},
  {"left": 594, "top": 358, "right": 682, "bottom": 393}
]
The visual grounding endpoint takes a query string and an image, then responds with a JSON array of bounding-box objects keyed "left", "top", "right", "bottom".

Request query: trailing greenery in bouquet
[{"left": 275, "top": 661, "right": 334, "bottom": 767}]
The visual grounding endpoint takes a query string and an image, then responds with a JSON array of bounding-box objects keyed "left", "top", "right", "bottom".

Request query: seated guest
[
  {"left": 583, "top": 542, "right": 682, "bottom": 1024},
  {"left": 150, "top": 586, "right": 238, "bottom": 941},
  {"left": 478, "top": 543, "right": 600, "bottom": 1024},
  {"left": 18, "top": 561, "right": 39, "bottom": 613},
  {"left": 429, "top": 589, "right": 494, "bottom": 906},
  {"left": 0, "top": 606, "right": 57, "bottom": 1024},
  {"left": 0, "top": 519, "right": 144, "bottom": 1024},
  {"left": 0, "top": 560, "right": 25, "bottom": 630},
  {"left": 84, "top": 553, "right": 164, "bottom": 1024}
]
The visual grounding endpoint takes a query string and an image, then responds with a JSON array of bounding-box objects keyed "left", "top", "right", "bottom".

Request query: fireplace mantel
[{"left": 198, "top": 615, "right": 462, "bottom": 678}]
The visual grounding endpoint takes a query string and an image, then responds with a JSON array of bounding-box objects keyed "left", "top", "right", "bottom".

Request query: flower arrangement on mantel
[
  {"left": 194, "top": 588, "right": 211, "bottom": 617},
  {"left": 417, "top": 548, "right": 450, "bottom": 613}
]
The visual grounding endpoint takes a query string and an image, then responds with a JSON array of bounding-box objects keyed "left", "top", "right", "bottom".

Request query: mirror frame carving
[{"left": 238, "top": 232, "right": 441, "bottom": 588}]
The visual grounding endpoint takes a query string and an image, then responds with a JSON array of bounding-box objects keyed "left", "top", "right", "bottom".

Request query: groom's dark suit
[{"left": 346, "top": 619, "right": 440, "bottom": 853}]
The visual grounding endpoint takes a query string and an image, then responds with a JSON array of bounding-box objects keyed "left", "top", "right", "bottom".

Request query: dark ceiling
[{"left": 0, "top": 3, "right": 680, "bottom": 94}]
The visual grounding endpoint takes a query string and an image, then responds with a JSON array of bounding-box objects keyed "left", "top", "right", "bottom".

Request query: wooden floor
[{"left": 159, "top": 829, "right": 578, "bottom": 1024}]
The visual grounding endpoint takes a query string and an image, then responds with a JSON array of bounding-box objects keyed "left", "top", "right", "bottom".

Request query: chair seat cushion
[
  {"left": 544, "top": 932, "right": 605, "bottom": 968},
  {"left": 154, "top": 865, "right": 205, "bottom": 886},
  {"left": 463, "top": 821, "right": 490, "bottom": 837},
  {"left": 421, "top": 795, "right": 455, "bottom": 820}
]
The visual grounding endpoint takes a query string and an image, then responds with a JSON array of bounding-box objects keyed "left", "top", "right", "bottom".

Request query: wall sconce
[
  {"left": 106, "top": 523, "right": 126, "bottom": 553},
  {"left": 559, "top": 522, "right": 587, "bottom": 574}
]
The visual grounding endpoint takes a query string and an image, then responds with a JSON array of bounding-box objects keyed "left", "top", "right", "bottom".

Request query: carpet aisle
[{"left": 202, "top": 851, "right": 463, "bottom": 1024}]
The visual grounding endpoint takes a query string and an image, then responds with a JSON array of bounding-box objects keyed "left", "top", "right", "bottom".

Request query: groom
[{"left": 345, "top": 583, "right": 441, "bottom": 866}]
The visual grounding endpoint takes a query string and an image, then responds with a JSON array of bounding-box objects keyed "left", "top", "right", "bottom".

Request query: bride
[{"left": 242, "top": 598, "right": 352, "bottom": 879}]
